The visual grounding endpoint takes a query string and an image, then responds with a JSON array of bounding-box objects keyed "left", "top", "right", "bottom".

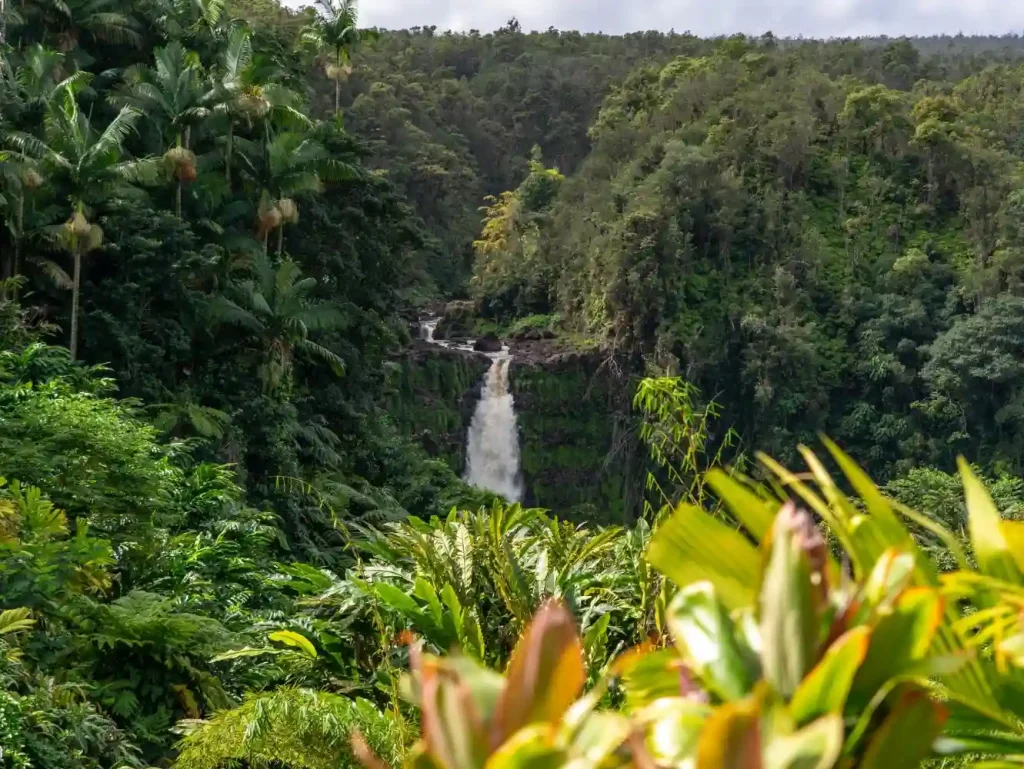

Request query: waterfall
[
  {"left": 418, "top": 317, "right": 524, "bottom": 502},
  {"left": 463, "top": 355, "right": 523, "bottom": 502}
]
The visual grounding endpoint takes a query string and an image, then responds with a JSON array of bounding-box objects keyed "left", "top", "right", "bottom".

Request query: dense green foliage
[
  {"left": 10, "top": 1, "right": 1024, "bottom": 765},
  {"left": 0, "top": 0, "right": 490, "bottom": 761},
  {"left": 364, "top": 29, "right": 1024, "bottom": 482}
]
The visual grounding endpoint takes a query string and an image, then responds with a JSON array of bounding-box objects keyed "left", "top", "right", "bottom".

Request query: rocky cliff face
[
  {"left": 509, "top": 344, "right": 643, "bottom": 524},
  {"left": 384, "top": 341, "right": 490, "bottom": 471},
  {"left": 388, "top": 336, "right": 643, "bottom": 522}
]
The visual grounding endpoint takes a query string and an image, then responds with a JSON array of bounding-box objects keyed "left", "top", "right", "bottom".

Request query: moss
[
  {"left": 384, "top": 349, "right": 489, "bottom": 471},
  {"left": 510, "top": 355, "right": 643, "bottom": 524}
]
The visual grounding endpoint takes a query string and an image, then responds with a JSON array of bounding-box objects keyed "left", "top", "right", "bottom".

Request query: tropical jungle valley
[{"left": 8, "top": 0, "right": 1024, "bottom": 764}]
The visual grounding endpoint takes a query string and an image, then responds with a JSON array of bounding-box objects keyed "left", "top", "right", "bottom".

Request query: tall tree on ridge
[
  {"left": 301, "top": 0, "right": 374, "bottom": 118},
  {"left": 6, "top": 82, "right": 155, "bottom": 358}
]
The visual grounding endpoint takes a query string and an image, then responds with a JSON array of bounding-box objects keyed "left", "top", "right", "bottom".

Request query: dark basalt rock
[{"left": 473, "top": 333, "right": 503, "bottom": 353}]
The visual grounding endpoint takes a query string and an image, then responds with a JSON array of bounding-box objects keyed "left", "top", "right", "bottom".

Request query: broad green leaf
[
  {"left": 491, "top": 600, "right": 585, "bottom": 747},
  {"left": 484, "top": 724, "right": 563, "bottom": 769},
  {"left": 420, "top": 657, "right": 489, "bottom": 769},
  {"left": 863, "top": 549, "right": 915, "bottom": 610},
  {"left": 760, "top": 505, "right": 820, "bottom": 698},
  {"left": 373, "top": 581, "right": 423, "bottom": 615},
  {"left": 454, "top": 523, "right": 473, "bottom": 595},
  {"left": 858, "top": 690, "right": 947, "bottom": 769},
  {"left": 1001, "top": 521, "right": 1024, "bottom": 575},
  {"left": 706, "top": 468, "right": 777, "bottom": 540},
  {"left": 668, "top": 582, "right": 759, "bottom": 702},
  {"left": 789, "top": 627, "right": 870, "bottom": 724},
  {"left": 440, "top": 583, "right": 464, "bottom": 642},
  {"left": 415, "top": 577, "right": 444, "bottom": 625},
  {"left": 617, "top": 647, "right": 687, "bottom": 711},
  {"left": 635, "top": 697, "right": 709, "bottom": 766},
  {"left": 851, "top": 588, "right": 942, "bottom": 701},
  {"left": 647, "top": 502, "right": 760, "bottom": 609},
  {"left": 461, "top": 610, "right": 486, "bottom": 661},
  {"left": 445, "top": 654, "right": 505, "bottom": 725},
  {"left": 562, "top": 712, "right": 632, "bottom": 769},
  {"left": 765, "top": 714, "right": 843, "bottom": 769},
  {"left": 268, "top": 630, "right": 318, "bottom": 659},
  {"left": 960, "top": 458, "right": 1022, "bottom": 585}
]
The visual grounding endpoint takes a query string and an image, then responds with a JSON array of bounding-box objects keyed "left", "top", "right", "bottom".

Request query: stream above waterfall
[{"left": 419, "top": 317, "right": 524, "bottom": 502}]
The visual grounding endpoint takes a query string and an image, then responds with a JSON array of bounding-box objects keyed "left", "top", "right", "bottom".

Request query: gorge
[{"left": 419, "top": 318, "right": 524, "bottom": 502}]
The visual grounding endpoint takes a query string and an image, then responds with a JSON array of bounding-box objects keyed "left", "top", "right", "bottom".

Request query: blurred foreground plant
[{"left": 356, "top": 439, "right": 1024, "bottom": 769}]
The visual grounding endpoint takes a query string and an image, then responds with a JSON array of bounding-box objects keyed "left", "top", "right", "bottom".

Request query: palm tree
[
  {"left": 6, "top": 81, "right": 155, "bottom": 358},
  {"left": 0, "top": 152, "right": 45, "bottom": 281},
  {"left": 209, "top": 250, "right": 346, "bottom": 392},
  {"left": 214, "top": 26, "right": 310, "bottom": 187},
  {"left": 27, "top": 0, "right": 141, "bottom": 52},
  {"left": 301, "top": 0, "right": 374, "bottom": 117},
  {"left": 115, "top": 40, "right": 221, "bottom": 218},
  {"left": 235, "top": 129, "right": 352, "bottom": 255}
]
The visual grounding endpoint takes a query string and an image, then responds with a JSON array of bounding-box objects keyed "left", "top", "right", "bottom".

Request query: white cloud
[{"left": 348, "top": 0, "right": 1024, "bottom": 37}]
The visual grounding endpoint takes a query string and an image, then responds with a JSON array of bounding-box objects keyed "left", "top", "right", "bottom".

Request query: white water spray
[
  {"left": 419, "top": 317, "right": 524, "bottom": 502},
  {"left": 463, "top": 355, "right": 523, "bottom": 502}
]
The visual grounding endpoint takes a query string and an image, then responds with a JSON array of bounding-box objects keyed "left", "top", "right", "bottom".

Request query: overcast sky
[{"left": 351, "top": 0, "right": 1024, "bottom": 38}]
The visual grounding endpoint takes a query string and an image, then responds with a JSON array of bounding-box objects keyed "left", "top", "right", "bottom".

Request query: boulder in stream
[{"left": 473, "top": 333, "right": 504, "bottom": 353}]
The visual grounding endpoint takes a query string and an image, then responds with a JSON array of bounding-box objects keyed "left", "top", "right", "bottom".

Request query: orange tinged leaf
[
  {"left": 421, "top": 658, "right": 488, "bottom": 769},
  {"left": 859, "top": 690, "right": 948, "bottom": 769},
  {"left": 490, "top": 600, "right": 584, "bottom": 749},
  {"left": 351, "top": 730, "right": 393, "bottom": 769},
  {"left": 695, "top": 697, "right": 762, "bottom": 769}
]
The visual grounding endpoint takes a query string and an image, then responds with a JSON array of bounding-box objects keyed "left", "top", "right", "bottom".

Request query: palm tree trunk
[
  {"left": 176, "top": 181, "right": 182, "bottom": 219},
  {"left": 334, "top": 51, "right": 341, "bottom": 117},
  {"left": 263, "top": 230, "right": 269, "bottom": 254},
  {"left": 12, "top": 193, "right": 23, "bottom": 290},
  {"left": 277, "top": 226, "right": 284, "bottom": 257},
  {"left": 226, "top": 122, "right": 233, "bottom": 185},
  {"left": 70, "top": 243, "right": 82, "bottom": 360}
]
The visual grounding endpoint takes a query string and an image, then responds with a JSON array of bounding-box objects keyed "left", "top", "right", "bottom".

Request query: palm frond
[
  {"left": 87, "top": 105, "right": 140, "bottom": 165},
  {"left": 296, "top": 338, "right": 345, "bottom": 375},
  {"left": 32, "top": 257, "right": 74, "bottom": 290},
  {"left": 207, "top": 294, "right": 264, "bottom": 332},
  {"left": 296, "top": 304, "right": 347, "bottom": 332},
  {"left": 222, "top": 25, "right": 252, "bottom": 81}
]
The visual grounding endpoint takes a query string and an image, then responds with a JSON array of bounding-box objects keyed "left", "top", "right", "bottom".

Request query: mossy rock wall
[
  {"left": 385, "top": 345, "right": 489, "bottom": 471},
  {"left": 511, "top": 354, "right": 643, "bottom": 524}
]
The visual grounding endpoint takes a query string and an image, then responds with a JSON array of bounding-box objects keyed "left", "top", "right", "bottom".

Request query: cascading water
[
  {"left": 463, "top": 354, "right": 523, "bottom": 502},
  {"left": 418, "top": 317, "right": 524, "bottom": 502}
]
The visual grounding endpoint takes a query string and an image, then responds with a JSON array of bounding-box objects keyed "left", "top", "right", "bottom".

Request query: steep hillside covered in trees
[
  {"left": 389, "top": 29, "right": 1024, "bottom": 482},
  {"left": 9, "top": 1, "right": 1024, "bottom": 764}
]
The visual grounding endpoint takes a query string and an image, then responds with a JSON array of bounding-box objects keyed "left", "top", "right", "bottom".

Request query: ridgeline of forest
[
  {"left": 340, "top": 24, "right": 1024, "bottom": 483},
  {"left": 6, "top": 0, "right": 1024, "bottom": 764}
]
